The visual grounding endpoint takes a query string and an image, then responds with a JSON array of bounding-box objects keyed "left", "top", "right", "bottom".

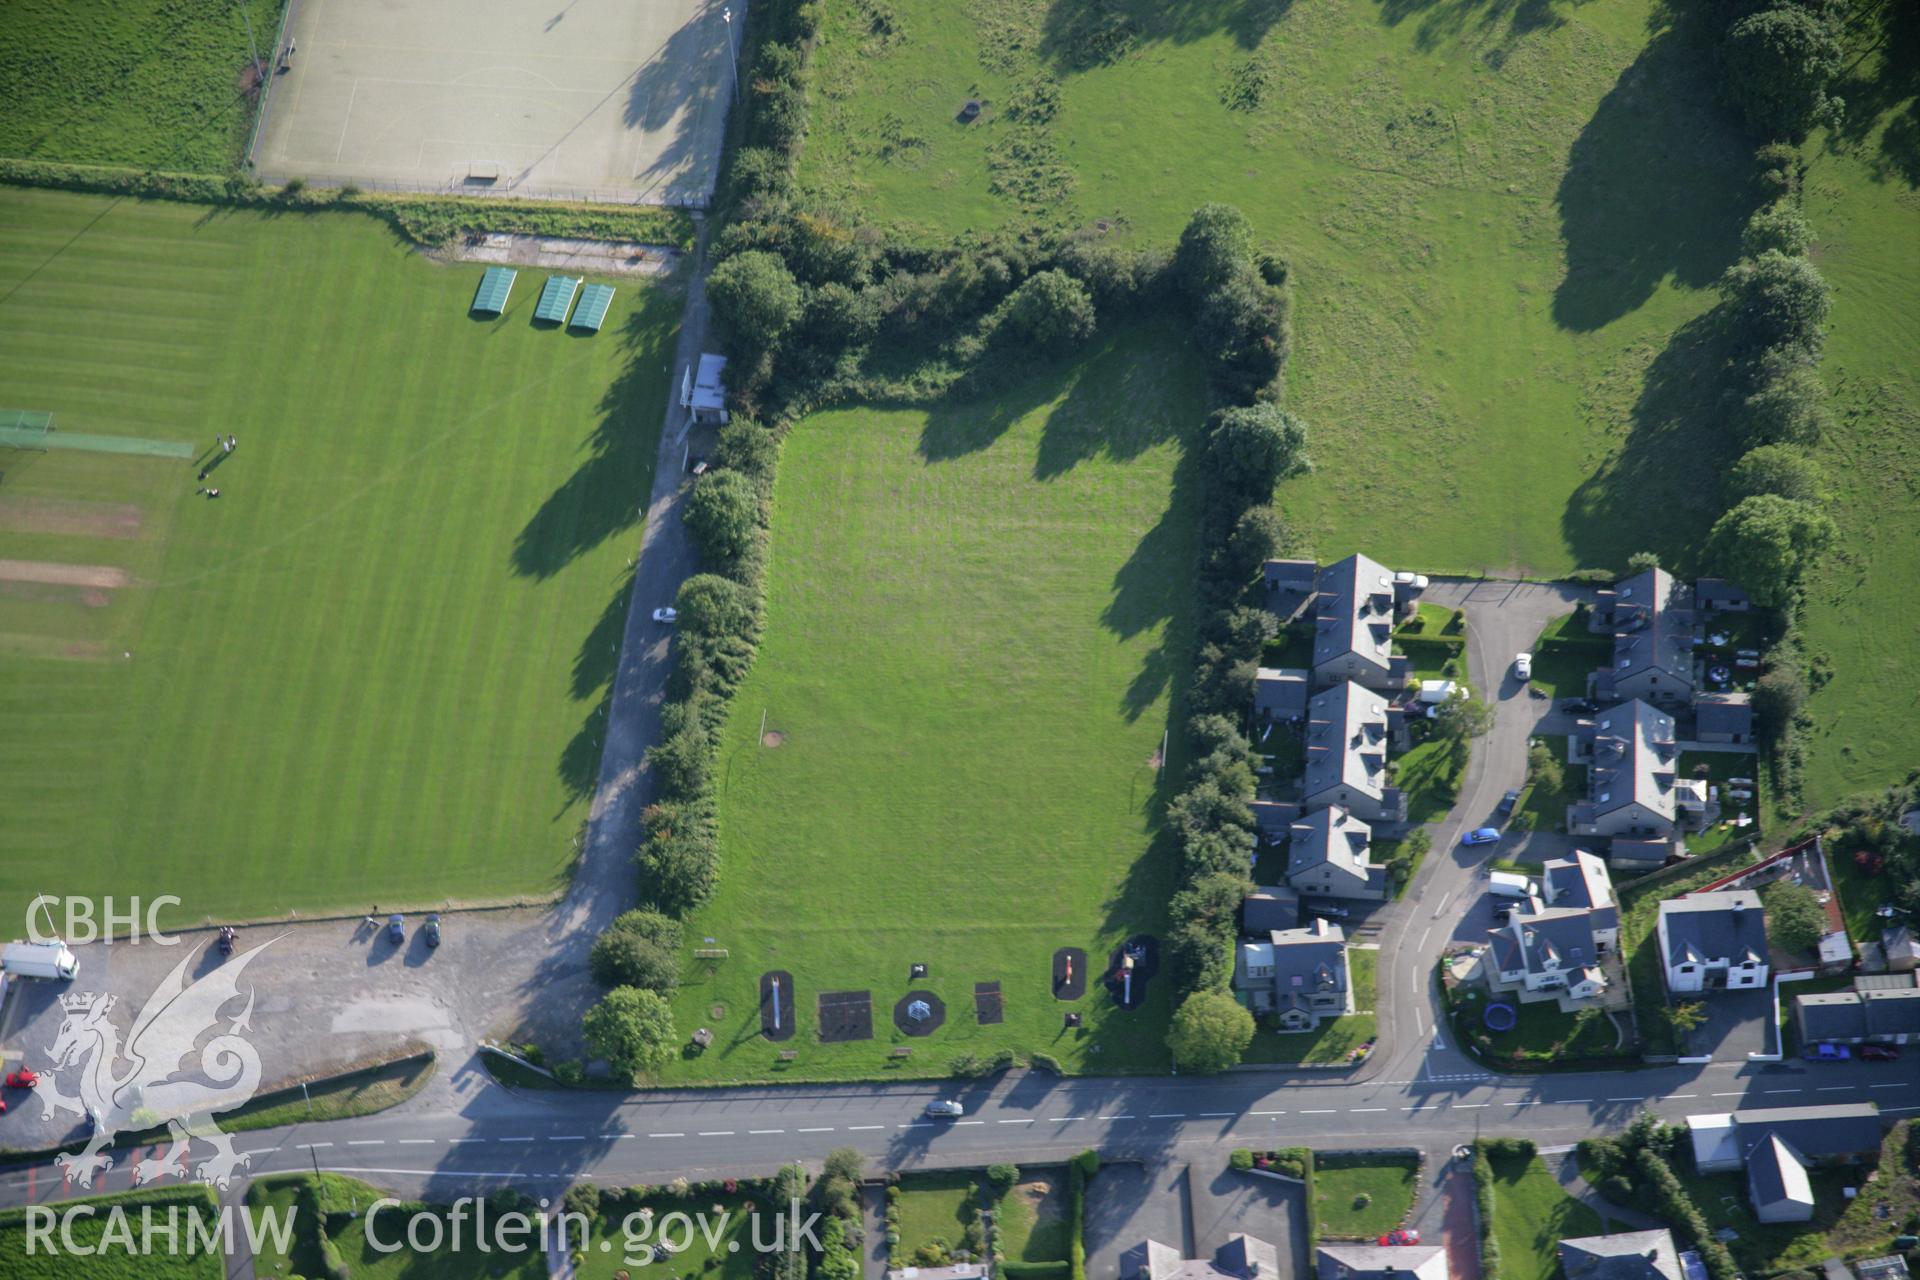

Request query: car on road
[
  {"left": 1560, "top": 697, "right": 1598, "bottom": 715},
  {"left": 1378, "top": 1230, "right": 1421, "bottom": 1246},
  {"left": 1513, "top": 652, "right": 1532, "bottom": 680},
  {"left": 652, "top": 607, "right": 678, "bottom": 624},
  {"left": 1860, "top": 1043, "right": 1901, "bottom": 1061},
  {"left": 1498, "top": 788, "right": 1521, "bottom": 815},
  {"left": 1462, "top": 827, "right": 1501, "bottom": 846},
  {"left": 1805, "top": 1041, "right": 1851, "bottom": 1061},
  {"left": 925, "top": 1100, "right": 964, "bottom": 1118}
]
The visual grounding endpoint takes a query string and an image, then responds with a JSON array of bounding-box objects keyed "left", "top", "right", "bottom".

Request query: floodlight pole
[
  {"left": 722, "top": 9, "right": 740, "bottom": 103},
  {"left": 237, "top": 2, "right": 264, "bottom": 80}
]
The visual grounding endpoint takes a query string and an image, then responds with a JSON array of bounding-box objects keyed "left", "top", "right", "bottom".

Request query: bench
[
  {"left": 779, "top": 1050, "right": 798, "bottom": 1061},
  {"left": 890, "top": 1047, "right": 911, "bottom": 1059}
]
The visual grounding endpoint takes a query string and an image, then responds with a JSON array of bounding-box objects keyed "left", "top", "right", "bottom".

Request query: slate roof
[
  {"left": 1694, "top": 692, "right": 1754, "bottom": 738},
  {"left": 1288, "top": 806, "right": 1377, "bottom": 885},
  {"left": 1241, "top": 885, "right": 1300, "bottom": 935},
  {"left": 1728, "top": 1103, "right": 1884, "bottom": 1160},
  {"left": 1517, "top": 908, "right": 1606, "bottom": 980},
  {"left": 1311, "top": 553, "right": 1397, "bottom": 676},
  {"left": 1303, "top": 682, "right": 1390, "bottom": 804},
  {"left": 1661, "top": 891, "right": 1769, "bottom": 969},
  {"left": 1747, "top": 1132, "right": 1813, "bottom": 1215},
  {"left": 1558, "top": 1229, "right": 1684, "bottom": 1280},
  {"left": 1255, "top": 667, "right": 1310, "bottom": 720},
  {"left": 1268, "top": 917, "right": 1348, "bottom": 1003},
  {"left": 1797, "top": 991, "right": 1868, "bottom": 1042},
  {"left": 1867, "top": 987, "right": 1920, "bottom": 1036},
  {"left": 1605, "top": 567, "right": 1695, "bottom": 688},
  {"left": 1583, "top": 701, "right": 1683, "bottom": 822},
  {"left": 1147, "top": 1235, "right": 1280, "bottom": 1280},
  {"left": 1214, "top": 1234, "right": 1279, "bottom": 1280},
  {"left": 1315, "top": 1243, "right": 1450, "bottom": 1280},
  {"left": 1263, "top": 559, "right": 1319, "bottom": 622},
  {"left": 1695, "top": 577, "right": 1751, "bottom": 611},
  {"left": 1544, "top": 850, "right": 1617, "bottom": 926},
  {"left": 1250, "top": 800, "right": 1298, "bottom": 844}
]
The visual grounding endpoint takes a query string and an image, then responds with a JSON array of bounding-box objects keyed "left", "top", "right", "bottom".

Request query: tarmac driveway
[
  {"left": 1684, "top": 988, "right": 1776, "bottom": 1060},
  {"left": 1087, "top": 1162, "right": 1189, "bottom": 1279}
]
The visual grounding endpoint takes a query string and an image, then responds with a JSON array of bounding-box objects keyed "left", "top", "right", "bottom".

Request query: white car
[
  {"left": 652, "top": 607, "right": 678, "bottom": 624},
  {"left": 1513, "top": 652, "right": 1532, "bottom": 680},
  {"left": 924, "top": 1100, "right": 964, "bottom": 1118},
  {"left": 1393, "top": 571, "right": 1430, "bottom": 590}
]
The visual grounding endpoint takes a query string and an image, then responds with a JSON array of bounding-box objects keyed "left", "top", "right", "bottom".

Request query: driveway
[
  {"left": 1086, "top": 1162, "right": 1189, "bottom": 1280},
  {"left": 1684, "top": 988, "right": 1775, "bottom": 1061},
  {"left": 1190, "top": 1166, "right": 1306, "bottom": 1275}
]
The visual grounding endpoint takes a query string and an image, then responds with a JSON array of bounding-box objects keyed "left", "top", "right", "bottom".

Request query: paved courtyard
[{"left": 253, "top": 0, "right": 737, "bottom": 202}]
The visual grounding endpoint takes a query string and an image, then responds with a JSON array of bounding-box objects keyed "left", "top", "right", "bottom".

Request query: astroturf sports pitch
[
  {"left": 665, "top": 321, "right": 1204, "bottom": 1081},
  {"left": 0, "top": 187, "right": 677, "bottom": 927}
]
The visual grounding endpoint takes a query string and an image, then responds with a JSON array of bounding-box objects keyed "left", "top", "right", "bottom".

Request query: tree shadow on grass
[
  {"left": 1824, "top": 0, "right": 1920, "bottom": 187},
  {"left": 511, "top": 291, "right": 676, "bottom": 580},
  {"left": 1552, "top": 16, "right": 1752, "bottom": 333},
  {"left": 1372, "top": 0, "right": 1588, "bottom": 56},
  {"left": 1560, "top": 309, "right": 1744, "bottom": 574},
  {"left": 1040, "top": 0, "right": 1294, "bottom": 69}
]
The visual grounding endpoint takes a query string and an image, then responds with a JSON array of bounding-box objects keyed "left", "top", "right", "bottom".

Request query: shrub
[
  {"left": 1765, "top": 880, "right": 1827, "bottom": 953},
  {"left": 589, "top": 909, "right": 685, "bottom": 992},
  {"left": 1230, "top": 1149, "right": 1254, "bottom": 1172},
  {"left": 1030, "top": 1051, "right": 1065, "bottom": 1074},
  {"left": 1724, "top": 6, "right": 1844, "bottom": 141},
  {"left": 1175, "top": 204, "right": 1255, "bottom": 298},
  {"left": 709, "top": 250, "right": 803, "bottom": 356},
  {"left": 1727, "top": 444, "right": 1827, "bottom": 503},
  {"left": 998, "top": 269, "right": 1097, "bottom": 353},
  {"left": 635, "top": 804, "right": 719, "bottom": 915},
  {"left": 1204, "top": 403, "right": 1312, "bottom": 509},
  {"left": 1742, "top": 203, "right": 1814, "bottom": 258},
  {"left": 1705, "top": 493, "right": 1836, "bottom": 607},
  {"left": 684, "top": 469, "right": 764, "bottom": 571},
  {"left": 1222, "top": 505, "right": 1289, "bottom": 585},
  {"left": 1741, "top": 360, "right": 1832, "bottom": 447},
  {"left": 987, "top": 1163, "right": 1019, "bottom": 1193},
  {"left": 1168, "top": 990, "right": 1255, "bottom": 1072},
  {"left": 1195, "top": 268, "right": 1289, "bottom": 401},
  {"left": 583, "top": 986, "right": 676, "bottom": 1081},
  {"left": 1717, "top": 250, "right": 1833, "bottom": 357}
]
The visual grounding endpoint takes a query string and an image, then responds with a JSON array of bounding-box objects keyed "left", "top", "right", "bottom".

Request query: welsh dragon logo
[{"left": 40, "top": 938, "right": 272, "bottom": 1189}]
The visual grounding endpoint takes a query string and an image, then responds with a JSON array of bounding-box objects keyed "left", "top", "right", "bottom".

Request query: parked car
[
  {"left": 1860, "top": 1043, "right": 1901, "bottom": 1061},
  {"left": 1379, "top": 1230, "right": 1421, "bottom": 1246},
  {"left": 1463, "top": 827, "right": 1502, "bottom": 846},
  {"left": 925, "top": 1100, "right": 964, "bottom": 1118},
  {"left": 1498, "top": 789, "right": 1521, "bottom": 815},
  {"left": 652, "top": 607, "right": 677, "bottom": 624},
  {"left": 1393, "top": 571, "right": 1429, "bottom": 590},
  {"left": 386, "top": 914, "right": 405, "bottom": 945},
  {"left": 5, "top": 1069, "right": 38, "bottom": 1090},
  {"left": 1492, "top": 905, "right": 1514, "bottom": 924},
  {"left": 1805, "top": 1042, "right": 1852, "bottom": 1061},
  {"left": 1560, "top": 698, "right": 1598, "bottom": 715},
  {"left": 423, "top": 913, "right": 441, "bottom": 948},
  {"left": 1513, "top": 652, "right": 1532, "bottom": 680},
  {"left": 1305, "top": 903, "right": 1351, "bottom": 920}
]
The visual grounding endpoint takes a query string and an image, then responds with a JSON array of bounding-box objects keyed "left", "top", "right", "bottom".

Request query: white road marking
[
  {"left": 609, "top": 1134, "right": 641, "bottom": 1140},
  {"left": 1455, "top": 1104, "right": 1488, "bottom": 1109},
  {"left": 1605, "top": 1097, "right": 1640, "bottom": 1103},
  {"left": 1504, "top": 1101, "right": 1528, "bottom": 1107},
  {"left": 1351, "top": 1108, "right": 1387, "bottom": 1113},
  {"left": 1199, "top": 1112, "right": 1236, "bottom": 1118},
  {"left": 1872, "top": 1084, "right": 1906, "bottom": 1089},
  {"left": 698, "top": 1131, "right": 736, "bottom": 1136},
  {"left": 1252, "top": 1110, "right": 1287, "bottom": 1116},
  {"left": 1416, "top": 925, "right": 1433, "bottom": 953},
  {"left": 1402, "top": 1105, "right": 1427, "bottom": 1111},
  {"left": 798, "top": 1127, "right": 837, "bottom": 1133},
  {"left": 1662, "top": 1095, "right": 1696, "bottom": 1100},
  {"left": 898, "top": 1124, "right": 934, "bottom": 1130},
  {"left": 551, "top": 1135, "right": 586, "bottom": 1141},
  {"left": 446, "top": 1137, "right": 485, "bottom": 1144},
  {"left": 299, "top": 1143, "right": 332, "bottom": 1150},
  {"left": 1712, "top": 1092, "right": 1744, "bottom": 1097},
  {"left": 347, "top": 1140, "right": 384, "bottom": 1146},
  {"left": 499, "top": 1137, "right": 534, "bottom": 1143},
  {"left": 398, "top": 1139, "right": 435, "bottom": 1145},
  {"left": 749, "top": 1129, "right": 786, "bottom": 1135},
  {"left": 847, "top": 1125, "right": 884, "bottom": 1131},
  {"left": 1149, "top": 1113, "right": 1186, "bottom": 1119},
  {"left": 1817, "top": 1087, "right": 1853, "bottom": 1093},
  {"left": 1764, "top": 1089, "right": 1801, "bottom": 1095},
  {"left": 1884, "top": 1106, "right": 1920, "bottom": 1113},
  {"left": 1049, "top": 1117, "right": 1079, "bottom": 1123},
  {"left": 1299, "top": 1109, "right": 1333, "bottom": 1115},
  {"left": 954, "top": 1121, "right": 984, "bottom": 1126},
  {"left": 1561, "top": 1099, "right": 1593, "bottom": 1104},
  {"left": 649, "top": 1133, "right": 685, "bottom": 1139},
  {"left": 1098, "top": 1115, "right": 1134, "bottom": 1121},
  {"left": 998, "top": 1119, "right": 1034, "bottom": 1125}
]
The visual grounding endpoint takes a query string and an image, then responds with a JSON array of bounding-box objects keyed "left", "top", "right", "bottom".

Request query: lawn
[
  {"left": 1525, "top": 613, "right": 1609, "bottom": 704},
  {"left": 0, "top": 1186, "right": 223, "bottom": 1279},
  {"left": 1617, "top": 846, "right": 1762, "bottom": 1055},
  {"left": 1517, "top": 735, "right": 1582, "bottom": 834},
  {"left": 1312, "top": 1152, "right": 1418, "bottom": 1239},
  {"left": 666, "top": 320, "right": 1202, "bottom": 1081},
  {"left": 1394, "top": 735, "right": 1466, "bottom": 824},
  {"left": 573, "top": 1190, "right": 762, "bottom": 1280},
  {"left": 1485, "top": 1151, "right": 1604, "bottom": 1280},
  {"left": 1673, "top": 1165, "right": 1856, "bottom": 1275},
  {"left": 1446, "top": 979, "right": 1623, "bottom": 1066},
  {"left": 1831, "top": 849, "right": 1895, "bottom": 943},
  {"left": 0, "top": 188, "right": 678, "bottom": 926},
  {"left": 0, "top": 0, "right": 285, "bottom": 173},
  {"left": 992, "top": 1167, "right": 1071, "bottom": 1264},
  {"left": 892, "top": 1171, "right": 980, "bottom": 1264},
  {"left": 1676, "top": 752, "right": 1761, "bottom": 856}
]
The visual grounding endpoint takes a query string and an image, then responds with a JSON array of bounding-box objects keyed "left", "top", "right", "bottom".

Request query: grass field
[
  {"left": 0, "top": 188, "right": 677, "bottom": 926},
  {"left": 1311, "top": 1152, "right": 1418, "bottom": 1238},
  {"left": 1485, "top": 1152, "right": 1603, "bottom": 1280},
  {"left": 794, "top": 0, "right": 1920, "bottom": 815},
  {"left": 666, "top": 320, "right": 1202, "bottom": 1081},
  {"left": 0, "top": 1185, "right": 223, "bottom": 1279},
  {"left": 249, "top": 1174, "right": 550, "bottom": 1279},
  {"left": 0, "top": 0, "right": 285, "bottom": 174}
]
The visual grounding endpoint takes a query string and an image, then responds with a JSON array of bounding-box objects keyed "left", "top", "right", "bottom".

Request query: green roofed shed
[
  {"left": 571, "top": 283, "right": 616, "bottom": 333},
  {"left": 534, "top": 275, "right": 582, "bottom": 325},
  {"left": 471, "top": 267, "right": 516, "bottom": 315}
]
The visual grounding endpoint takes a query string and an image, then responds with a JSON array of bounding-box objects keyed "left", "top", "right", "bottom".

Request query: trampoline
[{"left": 1484, "top": 1002, "right": 1518, "bottom": 1033}]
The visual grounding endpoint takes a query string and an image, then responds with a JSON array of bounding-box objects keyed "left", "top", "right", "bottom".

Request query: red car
[
  {"left": 1860, "top": 1043, "right": 1901, "bottom": 1062},
  {"left": 6, "top": 1069, "right": 39, "bottom": 1089},
  {"left": 1378, "top": 1230, "right": 1421, "bottom": 1246}
]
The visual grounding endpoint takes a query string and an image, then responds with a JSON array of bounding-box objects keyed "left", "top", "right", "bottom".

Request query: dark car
[
  {"left": 1560, "top": 698, "right": 1598, "bottom": 715},
  {"left": 386, "top": 913, "right": 405, "bottom": 945},
  {"left": 1860, "top": 1043, "right": 1901, "bottom": 1061},
  {"left": 1805, "top": 1041, "right": 1851, "bottom": 1061},
  {"left": 424, "top": 913, "right": 441, "bottom": 948},
  {"left": 1498, "top": 789, "right": 1521, "bottom": 815},
  {"left": 1305, "top": 902, "right": 1350, "bottom": 920}
]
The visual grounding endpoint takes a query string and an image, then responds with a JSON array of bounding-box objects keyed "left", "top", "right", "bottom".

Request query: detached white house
[{"left": 1658, "top": 891, "right": 1771, "bottom": 994}]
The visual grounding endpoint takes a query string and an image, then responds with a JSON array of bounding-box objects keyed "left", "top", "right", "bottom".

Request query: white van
[
  {"left": 1488, "top": 872, "right": 1537, "bottom": 900},
  {"left": 2, "top": 940, "right": 78, "bottom": 980}
]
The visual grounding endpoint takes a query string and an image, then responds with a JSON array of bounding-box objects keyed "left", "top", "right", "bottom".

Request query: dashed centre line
[
  {"left": 699, "top": 1131, "right": 737, "bottom": 1137},
  {"left": 347, "top": 1140, "right": 384, "bottom": 1147},
  {"left": 1149, "top": 1113, "right": 1186, "bottom": 1119},
  {"left": 799, "top": 1127, "right": 836, "bottom": 1133},
  {"left": 650, "top": 1133, "right": 685, "bottom": 1139}
]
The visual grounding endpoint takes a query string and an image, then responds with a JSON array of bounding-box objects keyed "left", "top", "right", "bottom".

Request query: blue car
[
  {"left": 1462, "top": 827, "right": 1501, "bottom": 846},
  {"left": 1805, "top": 1042, "right": 1851, "bottom": 1061}
]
